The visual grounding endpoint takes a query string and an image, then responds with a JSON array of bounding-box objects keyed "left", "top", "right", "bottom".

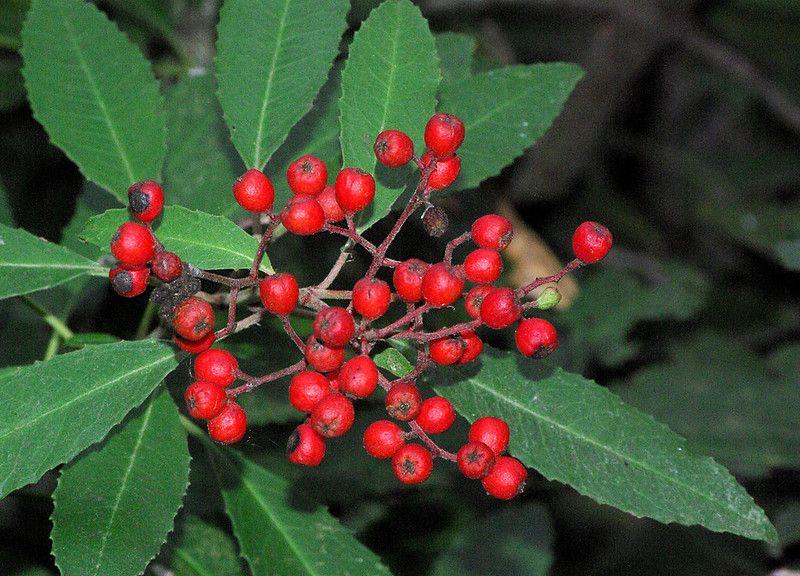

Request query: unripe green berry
[{"left": 536, "top": 287, "right": 561, "bottom": 310}]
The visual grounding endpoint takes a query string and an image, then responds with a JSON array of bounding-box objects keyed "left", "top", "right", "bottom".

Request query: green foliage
[
  {"left": 373, "top": 346, "right": 414, "bottom": 377},
  {"left": 162, "top": 514, "right": 245, "bottom": 576},
  {"left": 434, "top": 32, "right": 476, "bottom": 84},
  {"left": 0, "top": 181, "right": 11, "bottom": 226}
]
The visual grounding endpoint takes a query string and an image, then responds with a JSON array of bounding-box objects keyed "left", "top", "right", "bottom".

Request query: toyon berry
[
  {"left": 457, "top": 331, "right": 483, "bottom": 365},
  {"left": 515, "top": 318, "right": 558, "bottom": 359},
  {"left": 421, "top": 205, "right": 449, "bottom": 237},
  {"left": 337, "top": 355, "right": 379, "bottom": 399},
  {"left": 111, "top": 222, "right": 155, "bottom": 268},
  {"left": 421, "top": 152, "right": 460, "bottom": 190},
  {"left": 127, "top": 180, "right": 164, "bottom": 223},
  {"left": 572, "top": 221, "right": 613, "bottom": 264},
  {"left": 464, "top": 285, "right": 493, "bottom": 319},
  {"left": 326, "top": 369, "right": 340, "bottom": 392},
  {"left": 536, "top": 286, "right": 561, "bottom": 311},
  {"left": 184, "top": 381, "right": 227, "bottom": 420},
  {"left": 392, "top": 443, "right": 433, "bottom": 484},
  {"left": 259, "top": 272, "right": 299, "bottom": 315},
  {"left": 392, "top": 259, "right": 429, "bottom": 303},
  {"left": 304, "top": 335, "right": 345, "bottom": 373},
  {"left": 335, "top": 167, "right": 375, "bottom": 213},
  {"left": 385, "top": 382, "right": 422, "bottom": 421},
  {"left": 471, "top": 214, "right": 514, "bottom": 251},
  {"left": 207, "top": 403, "right": 247, "bottom": 444},
  {"left": 313, "top": 306, "right": 355, "bottom": 347},
  {"left": 232, "top": 169, "right": 274, "bottom": 212},
  {"left": 316, "top": 185, "right": 345, "bottom": 222},
  {"left": 288, "top": 371, "right": 330, "bottom": 413},
  {"left": 374, "top": 129, "right": 414, "bottom": 167},
  {"left": 428, "top": 334, "right": 466, "bottom": 366},
  {"left": 352, "top": 278, "right": 392, "bottom": 320},
  {"left": 469, "top": 417, "right": 510, "bottom": 455},
  {"left": 482, "top": 456, "right": 527, "bottom": 500},
  {"left": 480, "top": 287, "right": 522, "bottom": 329},
  {"left": 457, "top": 441, "right": 495, "bottom": 480},
  {"left": 151, "top": 251, "right": 182, "bottom": 283},
  {"left": 363, "top": 420, "right": 406, "bottom": 459},
  {"left": 173, "top": 296, "right": 215, "bottom": 341},
  {"left": 174, "top": 332, "right": 216, "bottom": 354},
  {"left": 282, "top": 197, "right": 325, "bottom": 236},
  {"left": 463, "top": 248, "right": 503, "bottom": 284},
  {"left": 287, "top": 423, "right": 326, "bottom": 466},
  {"left": 287, "top": 154, "right": 327, "bottom": 196},
  {"left": 310, "top": 392, "right": 355, "bottom": 438},
  {"left": 424, "top": 112, "right": 465, "bottom": 158},
  {"left": 109, "top": 265, "right": 149, "bottom": 298},
  {"left": 194, "top": 348, "right": 239, "bottom": 387},
  {"left": 416, "top": 396, "right": 456, "bottom": 434},
  {"left": 421, "top": 263, "right": 465, "bottom": 308}
]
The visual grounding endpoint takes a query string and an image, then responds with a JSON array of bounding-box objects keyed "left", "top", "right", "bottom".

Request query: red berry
[
  {"left": 421, "top": 151, "right": 460, "bottom": 190},
  {"left": 259, "top": 272, "right": 299, "bottom": 315},
  {"left": 463, "top": 248, "right": 502, "bottom": 284},
  {"left": 424, "top": 113, "right": 465, "bottom": 158},
  {"left": 392, "top": 259, "right": 429, "bottom": 303},
  {"left": 363, "top": 420, "right": 405, "bottom": 459},
  {"left": 374, "top": 129, "right": 414, "bottom": 167},
  {"left": 287, "top": 423, "right": 326, "bottom": 466},
  {"left": 469, "top": 416, "right": 510, "bottom": 455},
  {"left": 110, "top": 222, "right": 155, "bottom": 268},
  {"left": 304, "top": 335, "right": 345, "bottom": 373},
  {"left": 232, "top": 169, "right": 274, "bottom": 212},
  {"left": 109, "top": 265, "right": 149, "bottom": 298},
  {"left": 207, "top": 403, "right": 247, "bottom": 444},
  {"left": 184, "top": 381, "right": 227, "bottom": 420},
  {"left": 327, "top": 370, "right": 340, "bottom": 392},
  {"left": 174, "top": 332, "right": 216, "bottom": 353},
  {"left": 352, "top": 278, "right": 391, "bottom": 320},
  {"left": 464, "top": 285, "right": 493, "bottom": 319},
  {"left": 335, "top": 168, "right": 375, "bottom": 213},
  {"left": 288, "top": 371, "right": 330, "bottom": 413},
  {"left": 471, "top": 214, "right": 513, "bottom": 251},
  {"left": 317, "top": 185, "right": 345, "bottom": 222},
  {"left": 428, "top": 334, "right": 466, "bottom": 366},
  {"left": 416, "top": 396, "right": 456, "bottom": 434},
  {"left": 287, "top": 154, "right": 327, "bottom": 196},
  {"left": 281, "top": 197, "right": 325, "bottom": 235},
  {"left": 515, "top": 318, "right": 558, "bottom": 359},
  {"left": 385, "top": 382, "right": 422, "bottom": 421},
  {"left": 482, "top": 456, "right": 527, "bottom": 500},
  {"left": 173, "top": 296, "right": 215, "bottom": 341},
  {"left": 194, "top": 348, "right": 238, "bottom": 387},
  {"left": 151, "top": 251, "right": 182, "bottom": 283},
  {"left": 421, "top": 263, "right": 465, "bottom": 308},
  {"left": 479, "top": 287, "right": 521, "bottom": 329},
  {"left": 310, "top": 392, "right": 355, "bottom": 438},
  {"left": 572, "top": 221, "right": 613, "bottom": 263},
  {"left": 457, "top": 331, "right": 483, "bottom": 365},
  {"left": 457, "top": 441, "right": 495, "bottom": 479},
  {"left": 392, "top": 444, "right": 433, "bottom": 484},
  {"left": 337, "top": 355, "right": 379, "bottom": 399},
  {"left": 313, "top": 306, "right": 355, "bottom": 347},
  {"left": 127, "top": 180, "right": 164, "bottom": 223}
]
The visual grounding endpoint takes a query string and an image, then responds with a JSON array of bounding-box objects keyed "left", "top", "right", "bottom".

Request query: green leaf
[
  {"left": 0, "top": 58, "right": 25, "bottom": 112},
  {"left": 0, "top": 340, "right": 179, "bottom": 499},
  {"left": 613, "top": 334, "right": 800, "bottom": 477},
  {"left": 339, "top": 0, "right": 440, "bottom": 231},
  {"left": 52, "top": 388, "right": 190, "bottom": 576},
  {"left": 80, "top": 207, "right": 271, "bottom": 272},
  {"left": 425, "top": 345, "right": 777, "bottom": 543},
  {"left": 21, "top": 0, "right": 166, "bottom": 202},
  {"left": 0, "top": 223, "right": 105, "bottom": 300},
  {"left": 63, "top": 332, "right": 121, "bottom": 348},
  {"left": 373, "top": 346, "right": 413, "bottom": 377},
  {"left": 434, "top": 32, "right": 476, "bottom": 84},
  {"left": 774, "top": 501, "right": 800, "bottom": 548},
  {"left": 0, "top": 179, "right": 12, "bottom": 226},
  {"left": 164, "top": 515, "right": 245, "bottom": 576},
  {"left": 439, "top": 64, "right": 583, "bottom": 192},
  {"left": 215, "top": 0, "right": 350, "bottom": 169},
  {"left": 0, "top": 300, "right": 51, "bottom": 367},
  {"left": 164, "top": 73, "right": 245, "bottom": 219},
  {"left": 207, "top": 446, "right": 392, "bottom": 576}
]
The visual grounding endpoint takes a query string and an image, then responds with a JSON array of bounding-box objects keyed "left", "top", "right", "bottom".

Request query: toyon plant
[{"left": 0, "top": 0, "right": 779, "bottom": 574}]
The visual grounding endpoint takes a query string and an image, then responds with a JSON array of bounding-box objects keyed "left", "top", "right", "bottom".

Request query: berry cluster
[{"left": 108, "top": 112, "right": 612, "bottom": 499}]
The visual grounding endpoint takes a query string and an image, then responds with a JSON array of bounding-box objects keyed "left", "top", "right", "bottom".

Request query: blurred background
[{"left": 0, "top": 0, "right": 798, "bottom": 574}]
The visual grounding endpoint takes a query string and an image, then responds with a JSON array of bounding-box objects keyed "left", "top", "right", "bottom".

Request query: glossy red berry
[
  {"left": 232, "top": 169, "right": 274, "bottom": 212},
  {"left": 463, "top": 248, "right": 502, "bottom": 284},
  {"left": 337, "top": 355, "right": 379, "bottom": 399},
  {"left": 287, "top": 154, "right": 327, "bottom": 196},
  {"left": 416, "top": 396, "right": 456, "bottom": 434},
  {"left": 428, "top": 334, "right": 466, "bottom": 366},
  {"left": 335, "top": 168, "right": 375, "bottom": 213},
  {"left": 464, "top": 285, "right": 493, "bottom": 319},
  {"left": 572, "top": 221, "right": 613, "bottom": 263},
  {"left": 313, "top": 306, "right": 355, "bottom": 347},
  {"left": 287, "top": 423, "right": 326, "bottom": 466},
  {"left": 457, "top": 441, "right": 495, "bottom": 479},
  {"left": 174, "top": 332, "right": 216, "bottom": 353},
  {"left": 482, "top": 456, "right": 527, "bottom": 500},
  {"left": 110, "top": 222, "right": 155, "bottom": 268},
  {"left": 374, "top": 129, "right": 414, "bottom": 167},
  {"left": 385, "top": 382, "right": 422, "bottom": 421},
  {"left": 469, "top": 416, "right": 510, "bottom": 455},
  {"left": 326, "top": 370, "right": 340, "bottom": 392},
  {"left": 421, "top": 263, "right": 465, "bottom": 308},
  {"left": 457, "top": 331, "right": 483, "bottom": 365},
  {"left": 194, "top": 348, "right": 238, "bottom": 387},
  {"left": 392, "top": 259, "right": 429, "bottom": 303},
  {"left": 288, "top": 371, "right": 329, "bottom": 413},
  {"left": 515, "top": 318, "right": 558, "bottom": 359},
  {"left": 109, "top": 265, "right": 149, "bottom": 298},
  {"left": 184, "top": 381, "right": 227, "bottom": 420},
  {"left": 151, "top": 251, "right": 182, "bottom": 283},
  {"left": 480, "top": 287, "right": 521, "bottom": 329},
  {"left": 310, "top": 392, "right": 355, "bottom": 438},
  {"left": 392, "top": 443, "right": 433, "bottom": 484},
  {"left": 317, "top": 185, "right": 345, "bottom": 222},
  {"left": 471, "top": 214, "right": 514, "bottom": 251},
  {"left": 424, "top": 113, "right": 465, "bottom": 158},
  {"left": 304, "top": 335, "right": 345, "bottom": 373},
  {"left": 207, "top": 403, "right": 247, "bottom": 444},
  {"left": 363, "top": 420, "right": 406, "bottom": 459},
  {"left": 259, "top": 273, "right": 299, "bottom": 315},
  {"left": 127, "top": 180, "right": 164, "bottom": 223},
  {"left": 421, "top": 152, "right": 461, "bottom": 190},
  {"left": 282, "top": 197, "right": 325, "bottom": 235},
  {"left": 352, "top": 278, "right": 391, "bottom": 320},
  {"left": 173, "top": 296, "right": 215, "bottom": 341}
]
